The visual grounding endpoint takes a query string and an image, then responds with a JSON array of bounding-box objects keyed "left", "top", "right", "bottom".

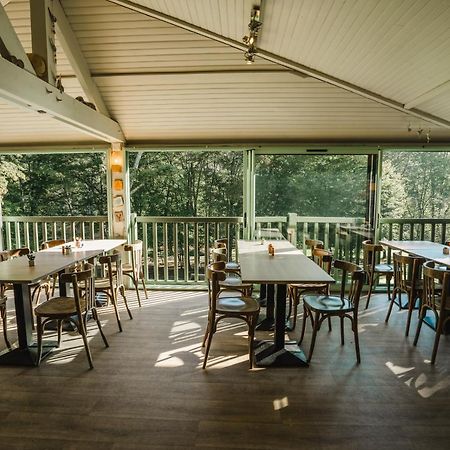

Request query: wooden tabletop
[
  {"left": 238, "top": 240, "right": 335, "bottom": 284},
  {"left": 380, "top": 239, "right": 450, "bottom": 266},
  {"left": 0, "top": 239, "right": 126, "bottom": 284}
]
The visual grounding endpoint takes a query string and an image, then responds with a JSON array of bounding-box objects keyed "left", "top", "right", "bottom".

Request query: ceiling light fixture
[{"left": 243, "top": 5, "right": 262, "bottom": 64}]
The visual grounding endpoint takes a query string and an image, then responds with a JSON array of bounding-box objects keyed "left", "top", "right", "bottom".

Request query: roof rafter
[
  {"left": 404, "top": 79, "right": 450, "bottom": 110},
  {"left": 107, "top": 0, "right": 450, "bottom": 130},
  {"left": 53, "top": 0, "right": 110, "bottom": 116},
  {"left": 0, "top": 4, "right": 36, "bottom": 74},
  {"left": 0, "top": 56, "right": 124, "bottom": 143}
]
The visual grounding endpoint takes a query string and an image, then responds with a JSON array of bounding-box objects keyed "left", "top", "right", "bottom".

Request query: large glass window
[
  {"left": 381, "top": 152, "right": 450, "bottom": 218},
  {"left": 2, "top": 153, "right": 107, "bottom": 215},
  {"left": 255, "top": 154, "right": 368, "bottom": 217},
  {"left": 129, "top": 151, "right": 243, "bottom": 216}
]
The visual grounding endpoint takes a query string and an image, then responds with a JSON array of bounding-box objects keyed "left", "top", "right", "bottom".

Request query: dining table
[
  {"left": 238, "top": 239, "right": 335, "bottom": 367},
  {"left": 380, "top": 240, "right": 450, "bottom": 266},
  {"left": 0, "top": 238, "right": 126, "bottom": 366}
]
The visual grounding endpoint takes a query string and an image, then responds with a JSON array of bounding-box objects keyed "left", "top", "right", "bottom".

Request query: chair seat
[
  {"left": 219, "top": 275, "right": 252, "bottom": 289},
  {"left": 373, "top": 263, "right": 393, "bottom": 273},
  {"left": 217, "top": 296, "right": 259, "bottom": 314},
  {"left": 225, "top": 262, "right": 240, "bottom": 271},
  {"left": 290, "top": 282, "right": 328, "bottom": 290},
  {"left": 303, "top": 294, "right": 354, "bottom": 313},
  {"left": 35, "top": 296, "right": 86, "bottom": 317}
]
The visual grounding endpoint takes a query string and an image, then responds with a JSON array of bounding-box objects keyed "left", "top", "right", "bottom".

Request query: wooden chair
[
  {"left": 211, "top": 247, "right": 240, "bottom": 274},
  {"left": 41, "top": 239, "right": 66, "bottom": 296},
  {"left": 94, "top": 253, "right": 133, "bottom": 332},
  {"left": 362, "top": 240, "right": 394, "bottom": 309},
  {"left": 288, "top": 248, "right": 333, "bottom": 329},
  {"left": 0, "top": 293, "right": 11, "bottom": 350},
  {"left": 34, "top": 263, "right": 109, "bottom": 369},
  {"left": 385, "top": 253, "right": 425, "bottom": 336},
  {"left": 413, "top": 261, "right": 450, "bottom": 364},
  {"left": 304, "top": 239, "right": 324, "bottom": 259},
  {"left": 299, "top": 260, "right": 365, "bottom": 363},
  {"left": 209, "top": 261, "right": 252, "bottom": 296},
  {"left": 122, "top": 241, "right": 148, "bottom": 307},
  {"left": 202, "top": 263, "right": 259, "bottom": 369}
]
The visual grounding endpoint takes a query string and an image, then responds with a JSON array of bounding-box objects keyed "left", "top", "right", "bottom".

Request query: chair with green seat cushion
[{"left": 299, "top": 260, "right": 365, "bottom": 363}]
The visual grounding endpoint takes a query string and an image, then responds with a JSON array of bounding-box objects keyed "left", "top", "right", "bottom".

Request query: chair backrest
[
  {"left": 312, "top": 248, "right": 333, "bottom": 274},
  {"left": 0, "top": 251, "right": 9, "bottom": 262},
  {"left": 99, "top": 253, "right": 123, "bottom": 285},
  {"left": 214, "top": 238, "right": 228, "bottom": 249},
  {"left": 41, "top": 239, "right": 66, "bottom": 250},
  {"left": 334, "top": 260, "right": 365, "bottom": 307},
  {"left": 60, "top": 263, "right": 95, "bottom": 312},
  {"left": 123, "top": 240, "right": 143, "bottom": 275},
  {"left": 211, "top": 247, "right": 227, "bottom": 263},
  {"left": 392, "top": 253, "right": 424, "bottom": 291},
  {"left": 206, "top": 262, "right": 227, "bottom": 314},
  {"left": 8, "top": 247, "right": 30, "bottom": 258},
  {"left": 304, "top": 239, "right": 324, "bottom": 259},
  {"left": 422, "top": 261, "right": 450, "bottom": 313},
  {"left": 362, "top": 239, "right": 385, "bottom": 273}
]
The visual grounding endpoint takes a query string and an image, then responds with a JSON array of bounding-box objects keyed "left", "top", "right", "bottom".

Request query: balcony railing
[{"left": 2, "top": 214, "right": 450, "bottom": 284}]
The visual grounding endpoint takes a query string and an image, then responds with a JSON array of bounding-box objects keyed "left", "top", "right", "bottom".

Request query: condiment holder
[
  {"left": 443, "top": 247, "right": 449, "bottom": 255},
  {"left": 268, "top": 243, "right": 275, "bottom": 256},
  {"left": 26, "top": 253, "right": 35, "bottom": 267},
  {"left": 62, "top": 244, "right": 72, "bottom": 255},
  {"left": 75, "top": 236, "right": 83, "bottom": 248}
]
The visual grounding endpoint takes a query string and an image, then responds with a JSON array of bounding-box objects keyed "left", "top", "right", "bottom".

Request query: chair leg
[
  {"left": 1, "top": 305, "right": 11, "bottom": 350},
  {"left": 202, "top": 312, "right": 211, "bottom": 347},
  {"left": 248, "top": 314, "right": 257, "bottom": 369},
  {"left": 92, "top": 308, "right": 109, "bottom": 348},
  {"left": 307, "top": 311, "right": 320, "bottom": 363},
  {"left": 298, "top": 305, "right": 308, "bottom": 344},
  {"left": 413, "top": 306, "right": 425, "bottom": 346},
  {"left": 132, "top": 276, "right": 142, "bottom": 307},
  {"left": 57, "top": 319, "right": 63, "bottom": 347},
  {"left": 77, "top": 314, "right": 94, "bottom": 369},
  {"left": 385, "top": 287, "right": 398, "bottom": 323},
  {"left": 353, "top": 315, "right": 361, "bottom": 364},
  {"left": 405, "top": 291, "right": 415, "bottom": 337},
  {"left": 386, "top": 274, "right": 392, "bottom": 303},
  {"left": 291, "top": 293, "right": 299, "bottom": 330},
  {"left": 140, "top": 270, "right": 149, "bottom": 299},
  {"left": 110, "top": 290, "right": 123, "bottom": 332},
  {"left": 119, "top": 285, "right": 133, "bottom": 320},
  {"left": 340, "top": 316, "right": 345, "bottom": 345},
  {"left": 327, "top": 316, "right": 332, "bottom": 332},
  {"left": 36, "top": 316, "right": 43, "bottom": 366},
  {"left": 365, "top": 272, "right": 374, "bottom": 309},
  {"left": 202, "top": 318, "right": 216, "bottom": 369}
]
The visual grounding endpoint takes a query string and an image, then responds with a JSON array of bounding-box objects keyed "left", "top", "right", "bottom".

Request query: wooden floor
[{"left": 0, "top": 289, "right": 449, "bottom": 449}]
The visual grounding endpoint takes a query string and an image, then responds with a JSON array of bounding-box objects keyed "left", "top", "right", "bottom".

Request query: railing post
[{"left": 287, "top": 212, "right": 298, "bottom": 246}]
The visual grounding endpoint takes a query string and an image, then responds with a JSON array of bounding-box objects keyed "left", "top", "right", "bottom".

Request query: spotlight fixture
[{"left": 243, "top": 5, "right": 262, "bottom": 64}]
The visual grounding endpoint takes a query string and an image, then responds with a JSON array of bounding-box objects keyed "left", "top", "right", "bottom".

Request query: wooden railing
[
  {"left": 1, "top": 215, "right": 108, "bottom": 252},
  {"left": 2, "top": 214, "right": 450, "bottom": 284}
]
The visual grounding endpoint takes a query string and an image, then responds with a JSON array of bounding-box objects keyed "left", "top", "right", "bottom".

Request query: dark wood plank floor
[{"left": 0, "top": 289, "right": 449, "bottom": 449}]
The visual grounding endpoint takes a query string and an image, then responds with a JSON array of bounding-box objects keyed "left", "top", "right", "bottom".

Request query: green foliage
[
  {"left": 3, "top": 153, "right": 107, "bottom": 215},
  {"left": 381, "top": 152, "right": 450, "bottom": 218},
  {"left": 129, "top": 151, "right": 243, "bottom": 216},
  {"left": 255, "top": 155, "right": 367, "bottom": 217},
  {"left": 0, "top": 155, "right": 24, "bottom": 196}
]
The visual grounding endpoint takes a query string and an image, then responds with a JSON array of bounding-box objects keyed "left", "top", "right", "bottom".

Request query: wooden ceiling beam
[
  {"left": 53, "top": 0, "right": 110, "bottom": 116},
  {"left": 106, "top": 0, "right": 450, "bottom": 129},
  {"left": 0, "top": 57, "right": 124, "bottom": 142}
]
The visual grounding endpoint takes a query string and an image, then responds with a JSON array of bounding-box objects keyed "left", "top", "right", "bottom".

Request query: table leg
[
  {"left": 0, "top": 283, "right": 56, "bottom": 366},
  {"left": 255, "top": 283, "right": 308, "bottom": 367},
  {"left": 256, "top": 284, "right": 275, "bottom": 331}
]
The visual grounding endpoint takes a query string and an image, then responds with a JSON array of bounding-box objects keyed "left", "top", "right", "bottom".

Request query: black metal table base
[
  {"left": 0, "top": 340, "right": 58, "bottom": 366},
  {"left": 255, "top": 340, "right": 308, "bottom": 367}
]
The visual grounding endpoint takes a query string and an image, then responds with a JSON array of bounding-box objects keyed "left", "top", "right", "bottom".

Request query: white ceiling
[{"left": 1, "top": 0, "right": 450, "bottom": 147}]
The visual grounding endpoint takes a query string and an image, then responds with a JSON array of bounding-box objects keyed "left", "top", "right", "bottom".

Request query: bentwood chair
[
  {"left": 288, "top": 248, "right": 333, "bottom": 329},
  {"left": 413, "top": 261, "right": 450, "bottom": 364},
  {"left": 202, "top": 263, "right": 259, "bottom": 369},
  {"left": 34, "top": 263, "right": 108, "bottom": 369},
  {"left": 362, "top": 240, "right": 393, "bottom": 309},
  {"left": 0, "top": 293, "right": 11, "bottom": 350},
  {"left": 299, "top": 260, "right": 365, "bottom": 363},
  {"left": 304, "top": 239, "right": 324, "bottom": 259},
  {"left": 41, "top": 239, "right": 66, "bottom": 296},
  {"left": 94, "top": 253, "right": 133, "bottom": 332},
  {"left": 122, "top": 241, "right": 148, "bottom": 307},
  {"left": 209, "top": 261, "right": 252, "bottom": 297},
  {"left": 213, "top": 239, "right": 240, "bottom": 274},
  {"left": 385, "top": 253, "right": 425, "bottom": 336}
]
